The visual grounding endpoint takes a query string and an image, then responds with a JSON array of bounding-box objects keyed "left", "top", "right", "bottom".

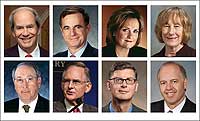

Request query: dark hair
[
  {"left": 106, "top": 6, "right": 144, "bottom": 46},
  {"left": 62, "top": 62, "right": 91, "bottom": 82},
  {"left": 157, "top": 61, "right": 187, "bottom": 79},
  {"left": 109, "top": 61, "right": 137, "bottom": 80},
  {"left": 9, "top": 7, "right": 40, "bottom": 31},
  {"left": 59, "top": 6, "right": 89, "bottom": 27},
  {"left": 12, "top": 62, "right": 41, "bottom": 81}
]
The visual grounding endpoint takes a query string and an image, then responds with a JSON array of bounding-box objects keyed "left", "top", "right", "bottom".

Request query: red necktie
[
  {"left": 70, "top": 54, "right": 76, "bottom": 57},
  {"left": 25, "top": 54, "right": 32, "bottom": 57},
  {"left": 73, "top": 108, "right": 80, "bottom": 113}
]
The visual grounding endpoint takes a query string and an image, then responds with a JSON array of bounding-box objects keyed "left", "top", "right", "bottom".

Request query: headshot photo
[
  {"left": 4, "top": 61, "right": 49, "bottom": 113},
  {"left": 151, "top": 6, "right": 196, "bottom": 57},
  {"left": 53, "top": 5, "right": 98, "bottom": 57},
  {"left": 4, "top": 6, "right": 49, "bottom": 57},
  {"left": 102, "top": 61, "right": 147, "bottom": 112},
  {"left": 151, "top": 61, "right": 196, "bottom": 112},
  {"left": 53, "top": 61, "right": 98, "bottom": 112},
  {"left": 102, "top": 5, "right": 147, "bottom": 57}
]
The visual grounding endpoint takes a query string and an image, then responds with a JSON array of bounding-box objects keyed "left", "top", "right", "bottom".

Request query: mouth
[
  {"left": 125, "top": 40, "right": 133, "bottom": 42},
  {"left": 66, "top": 90, "right": 76, "bottom": 95},
  {"left": 167, "top": 36, "right": 178, "bottom": 40},
  {"left": 165, "top": 92, "right": 175, "bottom": 97},
  {"left": 19, "top": 36, "right": 33, "bottom": 41},
  {"left": 119, "top": 90, "right": 129, "bottom": 94}
]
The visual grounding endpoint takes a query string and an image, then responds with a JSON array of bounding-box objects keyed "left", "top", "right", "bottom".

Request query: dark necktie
[
  {"left": 25, "top": 54, "right": 32, "bottom": 57},
  {"left": 73, "top": 108, "right": 80, "bottom": 113},
  {"left": 22, "top": 105, "right": 30, "bottom": 113},
  {"left": 168, "top": 110, "right": 173, "bottom": 113},
  {"left": 70, "top": 54, "right": 76, "bottom": 57}
]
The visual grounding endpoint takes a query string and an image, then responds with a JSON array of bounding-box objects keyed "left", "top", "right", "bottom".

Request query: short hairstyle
[
  {"left": 106, "top": 6, "right": 144, "bottom": 46},
  {"left": 12, "top": 62, "right": 41, "bottom": 81},
  {"left": 9, "top": 7, "right": 41, "bottom": 31},
  {"left": 62, "top": 62, "right": 91, "bottom": 82},
  {"left": 155, "top": 7, "right": 192, "bottom": 44},
  {"left": 108, "top": 61, "right": 138, "bottom": 80},
  {"left": 59, "top": 6, "right": 89, "bottom": 27},
  {"left": 157, "top": 61, "right": 187, "bottom": 79}
]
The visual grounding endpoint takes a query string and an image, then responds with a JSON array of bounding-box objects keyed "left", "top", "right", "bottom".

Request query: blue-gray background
[
  {"left": 4, "top": 61, "right": 49, "bottom": 102},
  {"left": 53, "top": 61, "right": 98, "bottom": 108},
  {"left": 53, "top": 5, "right": 98, "bottom": 55},
  {"left": 151, "top": 5, "right": 196, "bottom": 56},
  {"left": 151, "top": 61, "right": 196, "bottom": 103}
]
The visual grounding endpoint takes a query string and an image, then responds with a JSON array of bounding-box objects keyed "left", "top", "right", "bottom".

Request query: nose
[
  {"left": 68, "top": 81, "right": 75, "bottom": 88},
  {"left": 70, "top": 28, "right": 76, "bottom": 36},
  {"left": 127, "top": 31, "right": 133, "bottom": 39},
  {"left": 166, "top": 82, "right": 173, "bottom": 90},
  {"left": 168, "top": 26, "right": 175, "bottom": 35},
  {"left": 121, "top": 80, "right": 127, "bottom": 88},
  {"left": 22, "top": 79, "right": 28, "bottom": 88},
  {"left": 22, "top": 27, "right": 29, "bottom": 36}
]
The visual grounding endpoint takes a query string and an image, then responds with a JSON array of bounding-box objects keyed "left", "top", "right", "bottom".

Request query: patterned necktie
[
  {"left": 73, "top": 108, "right": 80, "bottom": 113},
  {"left": 25, "top": 54, "right": 32, "bottom": 57},
  {"left": 22, "top": 105, "right": 30, "bottom": 113},
  {"left": 70, "top": 54, "right": 76, "bottom": 57}
]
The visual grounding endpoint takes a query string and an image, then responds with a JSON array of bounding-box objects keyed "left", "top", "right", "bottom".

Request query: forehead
[
  {"left": 64, "top": 66, "right": 85, "bottom": 76},
  {"left": 112, "top": 69, "right": 135, "bottom": 77},
  {"left": 13, "top": 9, "right": 36, "bottom": 23},
  {"left": 15, "top": 65, "right": 36, "bottom": 75},
  {"left": 61, "top": 13, "right": 84, "bottom": 25},
  {"left": 122, "top": 18, "right": 139, "bottom": 27},
  {"left": 161, "top": 12, "right": 182, "bottom": 25}
]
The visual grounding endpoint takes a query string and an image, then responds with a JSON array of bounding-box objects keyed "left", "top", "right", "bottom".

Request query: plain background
[
  {"left": 102, "top": 61, "right": 147, "bottom": 111},
  {"left": 151, "top": 61, "right": 196, "bottom": 103},
  {"left": 4, "top": 61, "right": 49, "bottom": 102},
  {"left": 151, "top": 5, "right": 196, "bottom": 56},
  {"left": 53, "top": 61, "right": 98, "bottom": 108},
  {"left": 53, "top": 5, "right": 98, "bottom": 55}
]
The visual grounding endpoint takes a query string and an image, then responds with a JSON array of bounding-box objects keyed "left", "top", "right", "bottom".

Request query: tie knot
[
  {"left": 25, "top": 54, "right": 32, "bottom": 57},
  {"left": 22, "top": 105, "right": 30, "bottom": 113},
  {"left": 168, "top": 110, "right": 173, "bottom": 113},
  {"left": 73, "top": 108, "right": 80, "bottom": 113},
  {"left": 70, "top": 54, "right": 76, "bottom": 57}
]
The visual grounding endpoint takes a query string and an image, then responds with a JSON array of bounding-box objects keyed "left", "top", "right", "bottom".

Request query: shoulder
[
  {"left": 53, "top": 100, "right": 66, "bottom": 112},
  {"left": 53, "top": 50, "right": 68, "bottom": 57},
  {"left": 182, "top": 97, "right": 196, "bottom": 112},
  {"left": 4, "top": 45, "right": 19, "bottom": 57},
  {"left": 5, "top": 98, "right": 18, "bottom": 105},
  {"left": 152, "top": 47, "right": 165, "bottom": 57},
  {"left": 83, "top": 104, "right": 98, "bottom": 112},
  {"left": 102, "top": 45, "right": 116, "bottom": 57},
  {"left": 4, "top": 98, "right": 19, "bottom": 112},
  {"left": 83, "top": 43, "right": 98, "bottom": 57},
  {"left": 151, "top": 100, "right": 164, "bottom": 112},
  {"left": 39, "top": 46, "right": 49, "bottom": 57},
  {"left": 179, "top": 44, "right": 196, "bottom": 57},
  {"left": 102, "top": 103, "right": 110, "bottom": 112},
  {"left": 129, "top": 46, "right": 147, "bottom": 57},
  {"left": 38, "top": 95, "right": 49, "bottom": 103},
  {"left": 132, "top": 104, "right": 146, "bottom": 112}
]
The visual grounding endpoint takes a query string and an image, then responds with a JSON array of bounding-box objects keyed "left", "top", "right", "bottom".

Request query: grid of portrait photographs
[{"left": 0, "top": 0, "right": 199, "bottom": 120}]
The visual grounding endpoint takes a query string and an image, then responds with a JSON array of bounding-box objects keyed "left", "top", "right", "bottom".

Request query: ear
[
  {"left": 106, "top": 80, "right": 111, "bottom": 91},
  {"left": 134, "top": 82, "right": 139, "bottom": 92},
  {"left": 86, "top": 24, "right": 91, "bottom": 32},
  {"left": 85, "top": 82, "right": 92, "bottom": 93},
  {"left": 37, "top": 77, "right": 42, "bottom": 88},
  {"left": 184, "top": 78, "right": 188, "bottom": 90},
  {"left": 12, "top": 31, "right": 16, "bottom": 37}
]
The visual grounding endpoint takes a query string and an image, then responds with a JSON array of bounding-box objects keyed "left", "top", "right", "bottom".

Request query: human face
[
  {"left": 12, "top": 9, "right": 40, "bottom": 53},
  {"left": 14, "top": 65, "right": 41, "bottom": 104},
  {"left": 115, "top": 18, "right": 139, "bottom": 49},
  {"left": 158, "top": 64, "right": 187, "bottom": 108},
  {"left": 61, "top": 66, "right": 92, "bottom": 105},
  {"left": 161, "top": 16, "right": 183, "bottom": 48},
  {"left": 107, "top": 69, "right": 138, "bottom": 101},
  {"left": 60, "top": 13, "right": 90, "bottom": 52}
]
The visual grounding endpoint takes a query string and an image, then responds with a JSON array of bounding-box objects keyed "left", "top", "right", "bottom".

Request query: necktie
[
  {"left": 73, "top": 108, "right": 80, "bottom": 113},
  {"left": 22, "top": 105, "right": 30, "bottom": 113},
  {"left": 168, "top": 110, "right": 173, "bottom": 113},
  {"left": 25, "top": 54, "right": 32, "bottom": 57},
  {"left": 70, "top": 54, "right": 76, "bottom": 57}
]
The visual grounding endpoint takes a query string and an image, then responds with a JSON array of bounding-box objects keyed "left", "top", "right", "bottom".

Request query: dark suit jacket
[
  {"left": 151, "top": 97, "right": 196, "bottom": 112},
  {"left": 53, "top": 100, "right": 98, "bottom": 112},
  {"left": 4, "top": 44, "right": 49, "bottom": 57},
  {"left": 4, "top": 95, "right": 49, "bottom": 112},
  {"left": 54, "top": 43, "right": 98, "bottom": 57},
  {"left": 152, "top": 44, "right": 196, "bottom": 57},
  {"left": 102, "top": 102, "right": 146, "bottom": 112},
  {"left": 102, "top": 44, "right": 147, "bottom": 57}
]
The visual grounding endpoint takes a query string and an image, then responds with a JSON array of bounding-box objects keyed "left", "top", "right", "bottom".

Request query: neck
[
  {"left": 112, "top": 98, "right": 132, "bottom": 112},
  {"left": 166, "top": 95, "right": 185, "bottom": 109},
  {"left": 165, "top": 44, "right": 183, "bottom": 57},
  {"left": 68, "top": 42, "right": 86, "bottom": 55},
  {"left": 20, "top": 44, "right": 37, "bottom": 54},
  {"left": 115, "top": 45, "right": 129, "bottom": 57}
]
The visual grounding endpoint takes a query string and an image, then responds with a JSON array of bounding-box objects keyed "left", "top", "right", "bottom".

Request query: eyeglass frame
[
  {"left": 14, "top": 75, "right": 39, "bottom": 84},
  {"left": 62, "top": 79, "right": 89, "bottom": 86},
  {"left": 109, "top": 77, "right": 137, "bottom": 85}
]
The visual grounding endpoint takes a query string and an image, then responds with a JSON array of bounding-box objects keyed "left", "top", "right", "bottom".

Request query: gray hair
[{"left": 9, "top": 7, "right": 41, "bottom": 31}]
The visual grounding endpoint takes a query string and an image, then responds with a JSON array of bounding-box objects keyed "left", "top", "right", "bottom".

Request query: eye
[
  {"left": 172, "top": 79, "right": 177, "bottom": 83},
  {"left": 62, "top": 79, "right": 70, "bottom": 83},
  {"left": 121, "top": 28, "right": 129, "bottom": 32},
  {"left": 133, "top": 29, "right": 139, "bottom": 33},
  {"left": 160, "top": 81, "right": 166, "bottom": 85},
  {"left": 63, "top": 26, "right": 69, "bottom": 30},
  {"left": 27, "top": 77, "right": 34, "bottom": 82},
  {"left": 15, "top": 26, "right": 24, "bottom": 30},
  {"left": 26, "top": 25, "right": 34, "bottom": 29},
  {"left": 163, "top": 24, "right": 170, "bottom": 28},
  {"left": 16, "top": 78, "right": 23, "bottom": 82},
  {"left": 75, "top": 25, "right": 83, "bottom": 29}
]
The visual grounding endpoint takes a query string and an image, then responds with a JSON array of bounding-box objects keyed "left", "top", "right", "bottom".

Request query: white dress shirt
[
  {"left": 164, "top": 97, "right": 186, "bottom": 113},
  {"left": 18, "top": 95, "right": 38, "bottom": 113},
  {"left": 18, "top": 44, "right": 40, "bottom": 57},
  {"left": 68, "top": 42, "right": 88, "bottom": 57},
  {"left": 64, "top": 98, "right": 83, "bottom": 113}
]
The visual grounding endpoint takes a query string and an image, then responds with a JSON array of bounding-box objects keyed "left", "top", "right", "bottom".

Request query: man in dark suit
[
  {"left": 4, "top": 7, "right": 48, "bottom": 57},
  {"left": 4, "top": 62, "right": 49, "bottom": 112},
  {"left": 54, "top": 6, "right": 97, "bottom": 57},
  {"left": 102, "top": 62, "right": 146, "bottom": 112},
  {"left": 53, "top": 62, "right": 97, "bottom": 112},
  {"left": 151, "top": 61, "right": 196, "bottom": 112}
]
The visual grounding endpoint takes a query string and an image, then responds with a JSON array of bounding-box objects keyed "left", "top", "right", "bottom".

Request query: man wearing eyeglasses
[
  {"left": 53, "top": 62, "right": 97, "bottom": 112},
  {"left": 102, "top": 61, "right": 145, "bottom": 112},
  {"left": 4, "top": 62, "right": 49, "bottom": 112}
]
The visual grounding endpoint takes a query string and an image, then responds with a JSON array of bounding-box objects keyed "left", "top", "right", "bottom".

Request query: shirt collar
[
  {"left": 18, "top": 44, "right": 40, "bottom": 57},
  {"left": 109, "top": 102, "right": 133, "bottom": 112},
  {"left": 164, "top": 97, "right": 186, "bottom": 113},
  {"left": 64, "top": 98, "right": 83, "bottom": 113},
  {"left": 68, "top": 42, "right": 88, "bottom": 57},
  {"left": 18, "top": 95, "right": 38, "bottom": 113}
]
